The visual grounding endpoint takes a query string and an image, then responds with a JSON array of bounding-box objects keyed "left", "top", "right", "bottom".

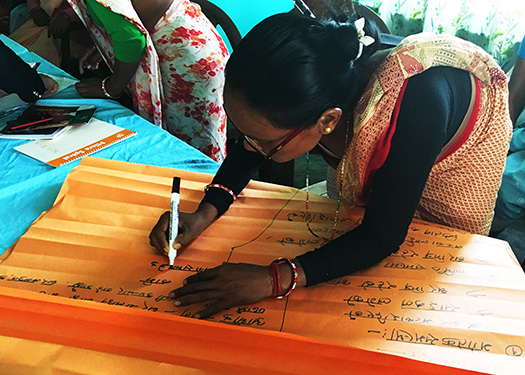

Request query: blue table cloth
[{"left": 0, "top": 35, "right": 219, "bottom": 254}]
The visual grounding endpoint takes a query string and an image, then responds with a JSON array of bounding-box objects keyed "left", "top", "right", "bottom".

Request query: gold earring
[{"left": 323, "top": 127, "right": 332, "bottom": 134}]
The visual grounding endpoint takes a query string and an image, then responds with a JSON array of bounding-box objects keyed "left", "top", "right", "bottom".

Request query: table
[
  {"left": 0, "top": 34, "right": 219, "bottom": 255},
  {"left": 2, "top": 156, "right": 517, "bottom": 375}
]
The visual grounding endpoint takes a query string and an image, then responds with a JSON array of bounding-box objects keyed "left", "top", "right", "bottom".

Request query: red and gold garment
[
  {"left": 340, "top": 33, "right": 512, "bottom": 235},
  {"left": 68, "top": 0, "right": 229, "bottom": 162}
]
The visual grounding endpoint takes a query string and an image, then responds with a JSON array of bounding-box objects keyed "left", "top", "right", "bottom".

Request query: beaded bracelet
[
  {"left": 101, "top": 76, "right": 121, "bottom": 100},
  {"left": 269, "top": 257, "right": 298, "bottom": 299},
  {"left": 205, "top": 183, "right": 237, "bottom": 202}
]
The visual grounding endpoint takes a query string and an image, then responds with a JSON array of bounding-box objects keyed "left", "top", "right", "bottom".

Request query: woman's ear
[{"left": 315, "top": 108, "right": 343, "bottom": 135}]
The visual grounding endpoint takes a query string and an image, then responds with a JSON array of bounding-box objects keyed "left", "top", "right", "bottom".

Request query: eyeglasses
[{"left": 243, "top": 126, "right": 305, "bottom": 160}]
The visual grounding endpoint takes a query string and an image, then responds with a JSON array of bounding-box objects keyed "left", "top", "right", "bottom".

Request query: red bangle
[
  {"left": 269, "top": 257, "right": 298, "bottom": 299},
  {"left": 268, "top": 261, "right": 281, "bottom": 297},
  {"left": 205, "top": 183, "right": 237, "bottom": 202}
]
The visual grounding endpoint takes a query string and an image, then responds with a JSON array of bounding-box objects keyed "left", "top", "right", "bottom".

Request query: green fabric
[{"left": 85, "top": 0, "right": 146, "bottom": 62}]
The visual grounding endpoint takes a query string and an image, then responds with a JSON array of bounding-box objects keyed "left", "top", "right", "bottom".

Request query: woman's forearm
[{"left": 105, "top": 57, "right": 142, "bottom": 97}]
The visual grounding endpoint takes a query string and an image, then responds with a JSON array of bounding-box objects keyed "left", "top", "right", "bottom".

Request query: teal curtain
[
  {"left": 210, "top": 0, "right": 294, "bottom": 36},
  {"left": 358, "top": 0, "right": 525, "bottom": 71},
  {"left": 207, "top": 0, "right": 293, "bottom": 52}
]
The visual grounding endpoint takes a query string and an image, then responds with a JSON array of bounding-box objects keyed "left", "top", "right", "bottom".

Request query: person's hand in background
[
  {"left": 75, "top": 76, "right": 106, "bottom": 98},
  {"left": 30, "top": 6, "right": 50, "bottom": 27},
  {"left": 78, "top": 47, "right": 102, "bottom": 75},
  {"left": 40, "top": 75, "right": 58, "bottom": 96},
  {"left": 48, "top": 12, "right": 71, "bottom": 38}
]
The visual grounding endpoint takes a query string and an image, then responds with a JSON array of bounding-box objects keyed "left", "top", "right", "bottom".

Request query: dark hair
[{"left": 225, "top": 12, "right": 380, "bottom": 130}]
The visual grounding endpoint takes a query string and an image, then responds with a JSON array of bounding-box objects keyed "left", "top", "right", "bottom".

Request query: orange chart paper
[{"left": 0, "top": 157, "right": 524, "bottom": 374}]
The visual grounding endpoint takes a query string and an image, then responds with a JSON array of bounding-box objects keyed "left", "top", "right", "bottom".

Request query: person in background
[
  {"left": 69, "top": 0, "right": 229, "bottom": 163},
  {"left": 508, "top": 35, "right": 525, "bottom": 127},
  {"left": 0, "top": 2, "right": 12, "bottom": 35},
  {"left": 9, "top": 0, "right": 90, "bottom": 68},
  {"left": 149, "top": 13, "right": 512, "bottom": 318},
  {"left": 0, "top": 40, "right": 57, "bottom": 101},
  {"left": 491, "top": 34, "right": 525, "bottom": 268}
]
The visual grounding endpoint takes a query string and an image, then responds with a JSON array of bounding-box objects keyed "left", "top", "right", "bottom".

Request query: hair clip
[{"left": 354, "top": 17, "right": 375, "bottom": 60}]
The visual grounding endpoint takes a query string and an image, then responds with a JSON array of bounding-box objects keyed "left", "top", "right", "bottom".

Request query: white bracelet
[
  {"left": 101, "top": 76, "right": 121, "bottom": 100},
  {"left": 205, "top": 183, "right": 237, "bottom": 202}
]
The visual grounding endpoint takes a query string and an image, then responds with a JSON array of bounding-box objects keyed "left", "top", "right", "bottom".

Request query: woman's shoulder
[
  {"left": 402, "top": 67, "right": 471, "bottom": 120},
  {"left": 407, "top": 66, "right": 470, "bottom": 89}
]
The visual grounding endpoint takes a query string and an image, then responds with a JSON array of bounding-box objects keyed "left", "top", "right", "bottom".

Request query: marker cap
[{"left": 172, "top": 177, "right": 181, "bottom": 193}]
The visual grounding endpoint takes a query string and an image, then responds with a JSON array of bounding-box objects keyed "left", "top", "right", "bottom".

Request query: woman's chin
[{"left": 271, "top": 154, "right": 300, "bottom": 164}]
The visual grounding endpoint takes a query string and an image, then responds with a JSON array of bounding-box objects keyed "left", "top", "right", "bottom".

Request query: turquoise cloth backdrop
[{"left": 209, "top": 0, "right": 294, "bottom": 51}]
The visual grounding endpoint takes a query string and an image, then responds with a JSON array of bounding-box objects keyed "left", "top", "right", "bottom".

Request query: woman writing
[
  {"left": 69, "top": 0, "right": 229, "bottom": 162},
  {"left": 149, "top": 13, "right": 512, "bottom": 319}
]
